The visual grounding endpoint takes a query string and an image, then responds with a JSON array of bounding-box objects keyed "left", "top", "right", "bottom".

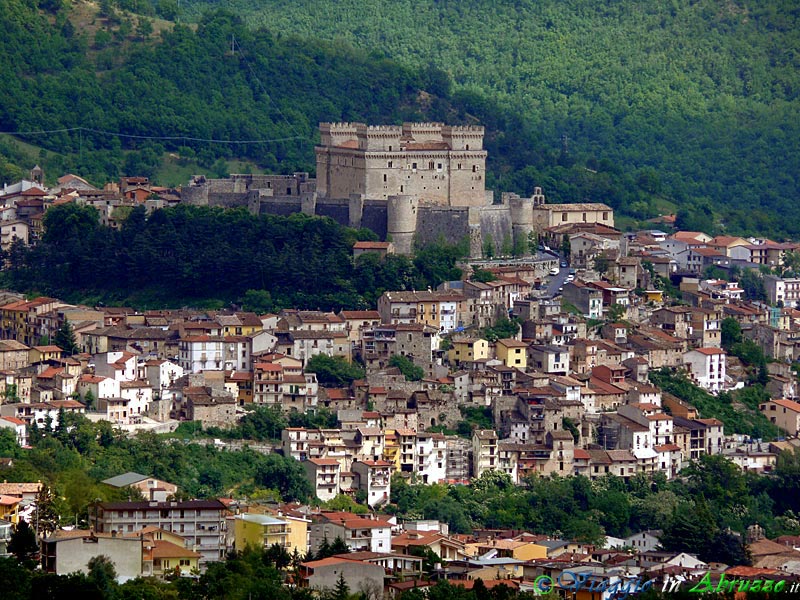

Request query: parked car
[{"left": 549, "top": 267, "right": 559, "bottom": 276}]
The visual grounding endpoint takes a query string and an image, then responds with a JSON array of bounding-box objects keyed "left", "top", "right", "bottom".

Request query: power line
[
  {"left": 0, "top": 36, "right": 309, "bottom": 147},
  {"left": 0, "top": 126, "right": 304, "bottom": 145},
  {"left": 231, "top": 34, "right": 303, "bottom": 140}
]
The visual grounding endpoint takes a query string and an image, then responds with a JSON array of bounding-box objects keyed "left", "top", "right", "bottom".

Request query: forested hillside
[
  {"left": 0, "top": 1, "right": 441, "bottom": 182},
  {"left": 1, "top": 0, "right": 798, "bottom": 236},
  {"left": 178, "top": 0, "right": 800, "bottom": 236}
]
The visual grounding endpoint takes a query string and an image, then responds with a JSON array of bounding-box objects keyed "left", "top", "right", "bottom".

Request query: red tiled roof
[
  {"left": 767, "top": 398, "right": 800, "bottom": 413},
  {"left": 353, "top": 241, "right": 391, "bottom": 250},
  {"left": 340, "top": 311, "right": 381, "bottom": 319},
  {"left": 689, "top": 347, "right": 726, "bottom": 356}
]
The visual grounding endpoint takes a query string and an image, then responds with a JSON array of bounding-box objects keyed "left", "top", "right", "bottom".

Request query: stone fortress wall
[{"left": 180, "top": 123, "right": 571, "bottom": 258}]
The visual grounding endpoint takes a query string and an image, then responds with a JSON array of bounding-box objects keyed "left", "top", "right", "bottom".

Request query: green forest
[
  {"left": 176, "top": 0, "right": 800, "bottom": 236},
  {"left": 0, "top": 0, "right": 798, "bottom": 236},
  {"left": 0, "top": 203, "right": 467, "bottom": 309}
]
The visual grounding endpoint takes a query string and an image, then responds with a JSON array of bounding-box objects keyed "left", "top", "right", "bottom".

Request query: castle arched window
[
  {"left": 383, "top": 174, "right": 387, "bottom": 182},
  {"left": 466, "top": 144, "right": 470, "bottom": 150},
  {"left": 388, "top": 161, "right": 393, "bottom": 168},
  {"left": 429, "top": 161, "right": 434, "bottom": 170},
  {"left": 472, "top": 165, "right": 478, "bottom": 173}
]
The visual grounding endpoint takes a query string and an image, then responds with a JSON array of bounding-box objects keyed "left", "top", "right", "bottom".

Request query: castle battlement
[
  {"left": 443, "top": 125, "right": 485, "bottom": 133},
  {"left": 321, "top": 122, "right": 363, "bottom": 129},
  {"left": 364, "top": 125, "right": 403, "bottom": 133},
  {"left": 316, "top": 121, "right": 487, "bottom": 207}
]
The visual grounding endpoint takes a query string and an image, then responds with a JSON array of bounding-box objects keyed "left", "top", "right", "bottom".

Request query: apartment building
[
  {"left": 90, "top": 499, "right": 227, "bottom": 565},
  {"left": 472, "top": 429, "right": 498, "bottom": 478},
  {"left": 308, "top": 511, "right": 393, "bottom": 554}
]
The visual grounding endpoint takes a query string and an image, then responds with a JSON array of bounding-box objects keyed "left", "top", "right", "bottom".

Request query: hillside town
[{"left": 3, "top": 156, "right": 800, "bottom": 596}]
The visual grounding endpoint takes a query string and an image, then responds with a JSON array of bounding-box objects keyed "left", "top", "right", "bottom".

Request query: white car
[
  {"left": 567, "top": 274, "right": 575, "bottom": 282},
  {"left": 549, "top": 267, "right": 559, "bottom": 276}
]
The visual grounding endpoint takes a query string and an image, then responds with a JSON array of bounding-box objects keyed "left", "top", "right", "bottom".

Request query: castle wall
[
  {"left": 258, "top": 198, "right": 304, "bottom": 217},
  {"left": 314, "top": 198, "right": 351, "bottom": 226},
  {"left": 181, "top": 174, "right": 313, "bottom": 208},
  {"left": 361, "top": 201, "right": 388, "bottom": 239},
  {"left": 207, "top": 193, "right": 249, "bottom": 209},
  {"left": 478, "top": 205, "right": 514, "bottom": 256},
  {"left": 181, "top": 185, "right": 208, "bottom": 206},
  {"left": 414, "top": 206, "right": 471, "bottom": 249}
]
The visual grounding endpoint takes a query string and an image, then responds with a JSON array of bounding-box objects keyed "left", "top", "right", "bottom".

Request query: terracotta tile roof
[
  {"left": 655, "top": 444, "right": 681, "bottom": 452},
  {"left": 301, "top": 556, "right": 363, "bottom": 568},
  {"left": 767, "top": 398, "right": 800, "bottom": 412},
  {"left": 0, "top": 482, "right": 42, "bottom": 496},
  {"left": 33, "top": 345, "right": 63, "bottom": 353},
  {"left": 724, "top": 565, "right": 781, "bottom": 576},
  {"left": 308, "top": 458, "right": 340, "bottom": 466},
  {"left": 689, "top": 347, "right": 726, "bottom": 356},
  {"left": 340, "top": 310, "right": 381, "bottom": 319},
  {"left": 150, "top": 539, "right": 201, "bottom": 559},
  {"left": 353, "top": 241, "right": 391, "bottom": 250}
]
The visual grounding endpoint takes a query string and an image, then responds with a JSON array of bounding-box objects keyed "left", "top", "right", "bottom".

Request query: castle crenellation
[{"left": 180, "top": 122, "right": 613, "bottom": 258}]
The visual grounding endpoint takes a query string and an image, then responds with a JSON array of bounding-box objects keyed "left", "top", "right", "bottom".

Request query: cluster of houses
[
  {"left": 6, "top": 474, "right": 800, "bottom": 596},
  {"left": 5, "top": 171, "right": 800, "bottom": 594}
]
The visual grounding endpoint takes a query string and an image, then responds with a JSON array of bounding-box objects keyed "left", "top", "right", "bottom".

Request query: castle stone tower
[
  {"left": 386, "top": 195, "right": 419, "bottom": 255},
  {"left": 509, "top": 193, "right": 534, "bottom": 253},
  {"left": 316, "top": 122, "right": 487, "bottom": 207}
]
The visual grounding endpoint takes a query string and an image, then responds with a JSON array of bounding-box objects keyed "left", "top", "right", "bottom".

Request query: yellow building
[
  {"left": 217, "top": 313, "right": 264, "bottom": 337},
  {"left": 644, "top": 290, "right": 664, "bottom": 303},
  {"left": 1, "top": 300, "right": 29, "bottom": 342},
  {"left": 141, "top": 529, "right": 202, "bottom": 577},
  {"left": 0, "top": 495, "right": 20, "bottom": 524},
  {"left": 469, "top": 539, "right": 547, "bottom": 561},
  {"left": 234, "top": 512, "right": 308, "bottom": 555},
  {"left": 448, "top": 338, "right": 489, "bottom": 365},
  {"left": 495, "top": 338, "right": 528, "bottom": 370},
  {"left": 29, "top": 345, "right": 63, "bottom": 364},
  {"left": 282, "top": 513, "right": 309, "bottom": 554},
  {"left": 383, "top": 429, "right": 401, "bottom": 471}
]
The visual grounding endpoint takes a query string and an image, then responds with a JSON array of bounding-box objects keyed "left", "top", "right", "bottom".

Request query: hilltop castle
[
  {"left": 316, "top": 122, "right": 488, "bottom": 207},
  {"left": 181, "top": 122, "right": 614, "bottom": 257}
]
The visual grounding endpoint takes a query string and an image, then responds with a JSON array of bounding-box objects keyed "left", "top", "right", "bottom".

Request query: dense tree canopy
[
  {"left": 1, "top": 203, "right": 465, "bottom": 309},
  {"left": 304, "top": 355, "right": 366, "bottom": 387},
  {"left": 170, "top": 0, "right": 800, "bottom": 237},
  {"left": 649, "top": 368, "right": 781, "bottom": 440},
  {"left": 1, "top": 1, "right": 798, "bottom": 236}
]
